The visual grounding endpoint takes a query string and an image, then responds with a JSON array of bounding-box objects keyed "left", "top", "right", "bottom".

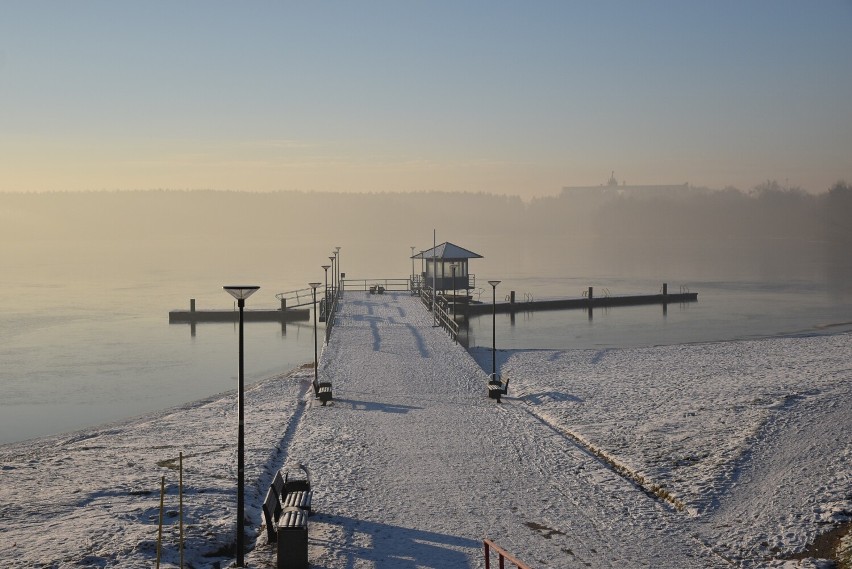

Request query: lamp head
[
  {"left": 322, "top": 264, "right": 330, "bottom": 270},
  {"left": 308, "top": 282, "right": 321, "bottom": 290},
  {"left": 223, "top": 286, "right": 260, "bottom": 300},
  {"left": 487, "top": 280, "right": 501, "bottom": 288}
]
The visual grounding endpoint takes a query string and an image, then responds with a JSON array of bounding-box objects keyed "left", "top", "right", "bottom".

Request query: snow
[{"left": 1, "top": 291, "right": 849, "bottom": 568}]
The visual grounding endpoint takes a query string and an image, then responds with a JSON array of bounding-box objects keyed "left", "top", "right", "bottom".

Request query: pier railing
[
  {"left": 419, "top": 286, "right": 460, "bottom": 342},
  {"left": 275, "top": 287, "right": 320, "bottom": 310},
  {"left": 483, "top": 539, "right": 532, "bottom": 569},
  {"left": 325, "top": 286, "right": 339, "bottom": 343},
  {"left": 343, "top": 278, "right": 412, "bottom": 292}
]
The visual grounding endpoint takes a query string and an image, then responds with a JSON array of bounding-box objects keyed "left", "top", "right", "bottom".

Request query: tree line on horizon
[{"left": 1, "top": 180, "right": 850, "bottom": 247}]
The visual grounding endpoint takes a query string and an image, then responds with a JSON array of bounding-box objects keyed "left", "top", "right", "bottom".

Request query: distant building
[{"left": 561, "top": 171, "right": 692, "bottom": 201}]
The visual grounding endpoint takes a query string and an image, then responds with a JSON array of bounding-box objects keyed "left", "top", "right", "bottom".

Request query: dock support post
[
  {"left": 587, "top": 287, "right": 594, "bottom": 320},
  {"left": 281, "top": 298, "right": 287, "bottom": 311},
  {"left": 510, "top": 290, "right": 515, "bottom": 305},
  {"left": 663, "top": 283, "right": 668, "bottom": 296},
  {"left": 190, "top": 299, "right": 195, "bottom": 312}
]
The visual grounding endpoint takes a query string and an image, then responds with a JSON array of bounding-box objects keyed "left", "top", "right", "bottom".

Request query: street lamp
[
  {"left": 222, "top": 285, "right": 259, "bottom": 567},
  {"left": 487, "top": 280, "right": 501, "bottom": 382},
  {"left": 451, "top": 264, "right": 457, "bottom": 322},
  {"left": 329, "top": 256, "right": 336, "bottom": 301},
  {"left": 309, "top": 282, "right": 321, "bottom": 388},
  {"left": 321, "top": 265, "right": 331, "bottom": 319},
  {"left": 410, "top": 246, "right": 416, "bottom": 292},
  {"left": 335, "top": 247, "right": 341, "bottom": 296}
]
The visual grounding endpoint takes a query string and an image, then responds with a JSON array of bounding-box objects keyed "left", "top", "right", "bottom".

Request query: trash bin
[{"left": 276, "top": 507, "right": 308, "bottom": 569}]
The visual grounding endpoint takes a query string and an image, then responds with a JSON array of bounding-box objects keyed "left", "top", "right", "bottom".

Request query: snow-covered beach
[{"left": 1, "top": 292, "right": 849, "bottom": 568}]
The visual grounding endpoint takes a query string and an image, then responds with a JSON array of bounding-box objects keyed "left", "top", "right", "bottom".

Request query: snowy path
[{"left": 248, "top": 292, "right": 726, "bottom": 568}]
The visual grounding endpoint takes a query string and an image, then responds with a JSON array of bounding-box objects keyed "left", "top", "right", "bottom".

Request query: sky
[{"left": 1, "top": 1, "right": 850, "bottom": 197}]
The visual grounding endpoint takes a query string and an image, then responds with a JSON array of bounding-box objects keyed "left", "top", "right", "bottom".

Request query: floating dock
[
  {"left": 168, "top": 306, "right": 309, "bottom": 324},
  {"left": 466, "top": 290, "right": 697, "bottom": 315},
  {"left": 168, "top": 309, "right": 309, "bottom": 323}
]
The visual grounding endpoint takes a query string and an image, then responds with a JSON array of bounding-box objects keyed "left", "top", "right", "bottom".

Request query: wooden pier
[
  {"left": 168, "top": 299, "right": 309, "bottom": 324},
  {"left": 466, "top": 288, "right": 697, "bottom": 315},
  {"left": 168, "top": 309, "right": 309, "bottom": 323}
]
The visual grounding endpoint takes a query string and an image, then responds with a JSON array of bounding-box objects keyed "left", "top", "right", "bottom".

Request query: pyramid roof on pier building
[{"left": 412, "top": 242, "right": 483, "bottom": 260}]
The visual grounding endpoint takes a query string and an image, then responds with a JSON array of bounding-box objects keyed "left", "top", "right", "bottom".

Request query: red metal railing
[{"left": 484, "top": 539, "right": 533, "bottom": 569}]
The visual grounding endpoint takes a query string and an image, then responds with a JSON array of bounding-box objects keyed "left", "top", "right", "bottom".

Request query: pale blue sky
[{"left": 1, "top": 1, "right": 850, "bottom": 196}]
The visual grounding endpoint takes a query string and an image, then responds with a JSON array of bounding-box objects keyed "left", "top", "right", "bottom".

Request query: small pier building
[{"left": 412, "top": 242, "right": 482, "bottom": 294}]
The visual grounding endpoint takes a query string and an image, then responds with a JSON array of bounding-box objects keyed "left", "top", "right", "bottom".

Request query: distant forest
[
  {"left": 2, "top": 181, "right": 850, "bottom": 288},
  {"left": 2, "top": 180, "right": 850, "bottom": 245}
]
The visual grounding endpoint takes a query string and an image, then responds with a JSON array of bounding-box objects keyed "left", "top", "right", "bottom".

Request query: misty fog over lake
[
  {"left": 3, "top": 183, "right": 851, "bottom": 282},
  {"left": 1, "top": 185, "right": 850, "bottom": 444}
]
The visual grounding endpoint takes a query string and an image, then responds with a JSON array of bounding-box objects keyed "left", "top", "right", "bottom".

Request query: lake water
[
  {"left": 464, "top": 276, "right": 852, "bottom": 350},
  {"left": 0, "top": 271, "right": 322, "bottom": 445},
  {"left": 2, "top": 241, "right": 851, "bottom": 446}
]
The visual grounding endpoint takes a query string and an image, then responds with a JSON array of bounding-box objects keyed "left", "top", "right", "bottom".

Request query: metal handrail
[
  {"left": 274, "top": 286, "right": 320, "bottom": 309},
  {"left": 419, "top": 286, "right": 460, "bottom": 342},
  {"left": 324, "top": 287, "right": 339, "bottom": 343},
  {"left": 483, "top": 539, "right": 532, "bottom": 569},
  {"left": 343, "top": 278, "right": 411, "bottom": 292}
]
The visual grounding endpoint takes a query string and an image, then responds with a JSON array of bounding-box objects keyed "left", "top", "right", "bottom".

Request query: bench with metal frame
[
  {"left": 262, "top": 465, "right": 313, "bottom": 568},
  {"left": 487, "top": 375, "right": 510, "bottom": 403},
  {"left": 312, "top": 377, "right": 333, "bottom": 405}
]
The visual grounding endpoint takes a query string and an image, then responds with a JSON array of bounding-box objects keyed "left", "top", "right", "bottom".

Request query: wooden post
[
  {"left": 190, "top": 299, "right": 195, "bottom": 312},
  {"left": 484, "top": 541, "right": 490, "bottom": 569},
  {"left": 663, "top": 283, "right": 668, "bottom": 296},
  {"left": 179, "top": 452, "right": 184, "bottom": 569},
  {"left": 157, "top": 475, "right": 165, "bottom": 569},
  {"left": 588, "top": 286, "right": 594, "bottom": 321},
  {"left": 281, "top": 297, "right": 286, "bottom": 311},
  {"left": 510, "top": 290, "right": 515, "bottom": 304}
]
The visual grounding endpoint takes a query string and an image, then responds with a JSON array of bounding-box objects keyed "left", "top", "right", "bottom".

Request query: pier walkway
[{"left": 249, "top": 291, "right": 725, "bottom": 568}]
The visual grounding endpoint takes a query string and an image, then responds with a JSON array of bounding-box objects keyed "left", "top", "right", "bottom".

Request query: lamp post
[
  {"left": 329, "top": 255, "right": 336, "bottom": 301},
  {"left": 410, "top": 246, "right": 416, "bottom": 291},
  {"left": 432, "top": 231, "right": 437, "bottom": 326},
  {"left": 309, "top": 282, "right": 321, "bottom": 386},
  {"left": 451, "top": 264, "right": 457, "bottom": 322},
  {"left": 321, "top": 265, "right": 330, "bottom": 318},
  {"left": 222, "top": 285, "right": 259, "bottom": 568},
  {"left": 487, "top": 280, "right": 501, "bottom": 382},
  {"left": 335, "top": 247, "right": 341, "bottom": 296}
]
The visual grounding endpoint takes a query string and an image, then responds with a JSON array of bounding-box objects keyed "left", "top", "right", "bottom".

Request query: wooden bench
[
  {"left": 262, "top": 470, "right": 287, "bottom": 543},
  {"left": 487, "top": 376, "right": 510, "bottom": 403},
  {"left": 262, "top": 465, "right": 314, "bottom": 545},
  {"left": 312, "top": 377, "right": 333, "bottom": 405}
]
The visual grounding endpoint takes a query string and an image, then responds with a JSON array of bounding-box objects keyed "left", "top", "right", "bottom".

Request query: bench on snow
[
  {"left": 487, "top": 375, "right": 510, "bottom": 403},
  {"left": 262, "top": 465, "right": 314, "bottom": 544},
  {"left": 312, "top": 377, "right": 333, "bottom": 405}
]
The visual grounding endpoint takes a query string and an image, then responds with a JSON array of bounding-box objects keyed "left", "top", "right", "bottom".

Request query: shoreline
[{"left": 5, "top": 327, "right": 851, "bottom": 449}]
